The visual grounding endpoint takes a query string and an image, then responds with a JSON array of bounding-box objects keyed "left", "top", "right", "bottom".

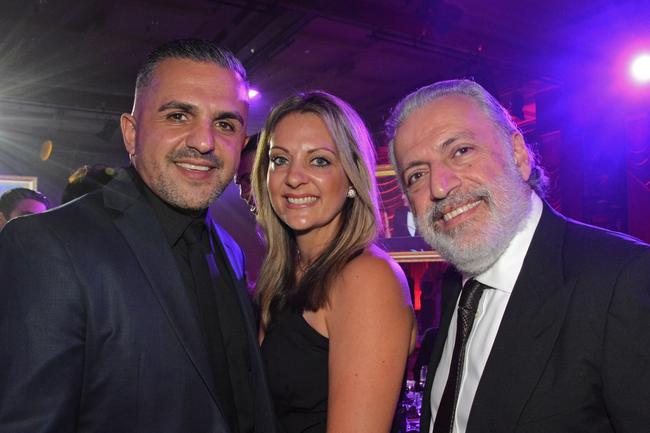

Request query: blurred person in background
[
  {"left": 0, "top": 187, "right": 49, "bottom": 230},
  {"left": 235, "top": 132, "right": 259, "bottom": 214}
]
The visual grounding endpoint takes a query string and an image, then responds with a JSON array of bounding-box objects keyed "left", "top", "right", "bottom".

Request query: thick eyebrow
[
  {"left": 439, "top": 131, "right": 475, "bottom": 150},
  {"left": 157, "top": 102, "right": 245, "bottom": 126},
  {"left": 158, "top": 101, "right": 196, "bottom": 114},
  {"left": 401, "top": 132, "right": 475, "bottom": 177},
  {"left": 215, "top": 111, "right": 245, "bottom": 126},
  {"left": 401, "top": 159, "right": 428, "bottom": 180}
]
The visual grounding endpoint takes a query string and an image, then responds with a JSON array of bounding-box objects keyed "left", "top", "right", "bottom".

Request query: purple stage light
[
  {"left": 630, "top": 54, "right": 650, "bottom": 83},
  {"left": 248, "top": 88, "right": 260, "bottom": 99}
]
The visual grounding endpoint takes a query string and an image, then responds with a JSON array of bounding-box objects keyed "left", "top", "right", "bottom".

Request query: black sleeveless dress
[{"left": 261, "top": 310, "right": 329, "bottom": 433}]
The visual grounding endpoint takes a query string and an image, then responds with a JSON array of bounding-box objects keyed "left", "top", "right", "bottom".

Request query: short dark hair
[
  {"left": 61, "top": 164, "right": 117, "bottom": 204},
  {"left": 135, "top": 38, "right": 247, "bottom": 92},
  {"left": 0, "top": 188, "right": 49, "bottom": 216}
]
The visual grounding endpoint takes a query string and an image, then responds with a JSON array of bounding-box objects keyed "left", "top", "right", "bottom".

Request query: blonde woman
[{"left": 253, "top": 91, "right": 416, "bottom": 433}]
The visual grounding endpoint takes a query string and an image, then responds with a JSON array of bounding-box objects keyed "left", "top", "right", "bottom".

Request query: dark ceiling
[{"left": 2, "top": 0, "right": 647, "bottom": 146}]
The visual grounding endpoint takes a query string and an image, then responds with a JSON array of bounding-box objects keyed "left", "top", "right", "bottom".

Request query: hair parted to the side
[
  {"left": 252, "top": 90, "right": 382, "bottom": 328},
  {"left": 135, "top": 38, "right": 247, "bottom": 92},
  {"left": 385, "top": 79, "right": 548, "bottom": 196}
]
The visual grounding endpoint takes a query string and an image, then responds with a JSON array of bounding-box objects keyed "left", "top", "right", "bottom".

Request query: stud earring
[{"left": 346, "top": 187, "right": 357, "bottom": 199}]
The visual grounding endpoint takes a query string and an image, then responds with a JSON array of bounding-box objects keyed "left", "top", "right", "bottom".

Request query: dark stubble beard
[
  {"left": 415, "top": 155, "right": 531, "bottom": 276},
  {"left": 139, "top": 148, "right": 228, "bottom": 211}
]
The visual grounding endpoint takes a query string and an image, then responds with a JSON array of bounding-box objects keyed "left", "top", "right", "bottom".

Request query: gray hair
[
  {"left": 135, "top": 38, "right": 247, "bottom": 92},
  {"left": 385, "top": 79, "right": 548, "bottom": 196}
]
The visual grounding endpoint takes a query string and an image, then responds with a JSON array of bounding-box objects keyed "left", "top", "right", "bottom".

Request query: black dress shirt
[{"left": 127, "top": 168, "right": 252, "bottom": 433}]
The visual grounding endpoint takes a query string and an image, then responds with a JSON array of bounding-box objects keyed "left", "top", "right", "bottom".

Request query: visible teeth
[
  {"left": 443, "top": 200, "right": 481, "bottom": 222},
  {"left": 177, "top": 162, "right": 210, "bottom": 171},
  {"left": 287, "top": 196, "right": 317, "bottom": 204}
]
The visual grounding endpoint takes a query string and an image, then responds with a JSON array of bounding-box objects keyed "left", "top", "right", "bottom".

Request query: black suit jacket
[
  {"left": 392, "top": 206, "right": 413, "bottom": 238},
  {"left": 420, "top": 204, "right": 650, "bottom": 433},
  {"left": 0, "top": 170, "right": 276, "bottom": 433}
]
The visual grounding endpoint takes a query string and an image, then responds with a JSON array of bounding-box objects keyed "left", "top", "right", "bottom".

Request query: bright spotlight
[
  {"left": 630, "top": 54, "right": 650, "bottom": 83},
  {"left": 248, "top": 88, "right": 260, "bottom": 99}
]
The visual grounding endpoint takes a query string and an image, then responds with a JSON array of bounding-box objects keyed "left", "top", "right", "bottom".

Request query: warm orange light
[{"left": 40, "top": 139, "right": 53, "bottom": 161}]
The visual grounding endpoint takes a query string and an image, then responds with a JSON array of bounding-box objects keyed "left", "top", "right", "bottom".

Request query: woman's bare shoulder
[{"left": 331, "top": 244, "right": 411, "bottom": 307}]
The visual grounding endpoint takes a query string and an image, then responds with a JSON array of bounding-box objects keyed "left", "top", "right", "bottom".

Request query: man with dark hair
[
  {"left": 234, "top": 132, "right": 259, "bottom": 214},
  {"left": 0, "top": 39, "right": 275, "bottom": 433},
  {"left": 0, "top": 187, "right": 49, "bottom": 230},
  {"left": 387, "top": 79, "right": 650, "bottom": 433}
]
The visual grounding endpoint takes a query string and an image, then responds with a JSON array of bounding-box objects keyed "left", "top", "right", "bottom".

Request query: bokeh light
[
  {"left": 630, "top": 53, "right": 650, "bottom": 83},
  {"left": 248, "top": 88, "right": 260, "bottom": 99}
]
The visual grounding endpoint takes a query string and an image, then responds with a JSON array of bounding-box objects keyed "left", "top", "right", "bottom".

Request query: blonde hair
[{"left": 252, "top": 91, "right": 381, "bottom": 327}]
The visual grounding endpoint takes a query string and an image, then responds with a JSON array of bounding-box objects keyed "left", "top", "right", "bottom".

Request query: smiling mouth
[
  {"left": 442, "top": 200, "right": 482, "bottom": 222},
  {"left": 175, "top": 162, "right": 212, "bottom": 172},
  {"left": 287, "top": 196, "right": 318, "bottom": 204}
]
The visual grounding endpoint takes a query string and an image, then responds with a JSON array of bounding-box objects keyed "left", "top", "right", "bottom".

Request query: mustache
[
  {"left": 425, "top": 188, "right": 492, "bottom": 221},
  {"left": 167, "top": 148, "right": 224, "bottom": 169}
]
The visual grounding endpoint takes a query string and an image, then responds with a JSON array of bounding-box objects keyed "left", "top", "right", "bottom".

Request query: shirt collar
[
  {"left": 127, "top": 166, "right": 207, "bottom": 247},
  {"left": 470, "top": 192, "right": 543, "bottom": 293}
]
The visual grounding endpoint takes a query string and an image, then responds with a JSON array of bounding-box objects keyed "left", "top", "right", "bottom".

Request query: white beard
[{"left": 416, "top": 158, "right": 531, "bottom": 276}]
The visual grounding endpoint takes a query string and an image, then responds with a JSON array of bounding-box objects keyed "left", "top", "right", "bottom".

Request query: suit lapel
[
  {"left": 208, "top": 221, "right": 257, "bottom": 336},
  {"left": 209, "top": 218, "right": 272, "bottom": 429},
  {"left": 467, "top": 205, "right": 577, "bottom": 433},
  {"left": 103, "top": 172, "right": 221, "bottom": 408}
]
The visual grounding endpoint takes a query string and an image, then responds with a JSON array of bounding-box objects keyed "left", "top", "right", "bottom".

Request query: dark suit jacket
[
  {"left": 420, "top": 204, "right": 650, "bottom": 433},
  {"left": 392, "top": 206, "right": 414, "bottom": 238},
  {"left": 0, "top": 170, "right": 276, "bottom": 433}
]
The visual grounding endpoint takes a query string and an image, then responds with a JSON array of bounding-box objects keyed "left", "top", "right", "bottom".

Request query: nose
[
  {"left": 429, "top": 162, "right": 461, "bottom": 201},
  {"left": 187, "top": 120, "right": 216, "bottom": 154},
  {"left": 285, "top": 162, "right": 308, "bottom": 188}
]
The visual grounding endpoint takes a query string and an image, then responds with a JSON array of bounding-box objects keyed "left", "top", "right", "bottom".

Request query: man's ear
[
  {"left": 0, "top": 212, "right": 7, "bottom": 229},
  {"left": 120, "top": 113, "right": 137, "bottom": 156},
  {"left": 512, "top": 132, "right": 532, "bottom": 181}
]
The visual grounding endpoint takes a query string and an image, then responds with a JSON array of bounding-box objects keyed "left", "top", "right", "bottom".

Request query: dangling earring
[
  {"left": 128, "top": 153, "right": 135, "bottom": 164},
  {"left": 346, "top": 187, "right": 357, "bottom": 199}
]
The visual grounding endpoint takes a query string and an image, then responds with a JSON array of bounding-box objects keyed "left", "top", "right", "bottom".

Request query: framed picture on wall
[
  {"left": 0, "top": 175, "right": 38, "bottom": 197},
  {"left": 375, "top": 164, "right": 443, "bottom": 263}
]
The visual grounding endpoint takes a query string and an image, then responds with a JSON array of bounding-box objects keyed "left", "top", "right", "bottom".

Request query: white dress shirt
[
  {"left": 407, "top": 210, "right": 417, "bottom": 237},
  {"left": 429, "top": 193, "right": 543, "bottom": 433}
]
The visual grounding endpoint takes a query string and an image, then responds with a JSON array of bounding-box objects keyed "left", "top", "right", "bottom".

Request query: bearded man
[{"left": 387, "top": 79, "right": 650, "bottom": 433}]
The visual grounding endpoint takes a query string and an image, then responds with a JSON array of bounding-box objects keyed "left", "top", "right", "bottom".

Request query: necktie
[
  {"left": 432, "top": 278, "right": 486, "bottom": 433},
  {"left": 182, "top": 220, "right": 239, "bottom": 432}
]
